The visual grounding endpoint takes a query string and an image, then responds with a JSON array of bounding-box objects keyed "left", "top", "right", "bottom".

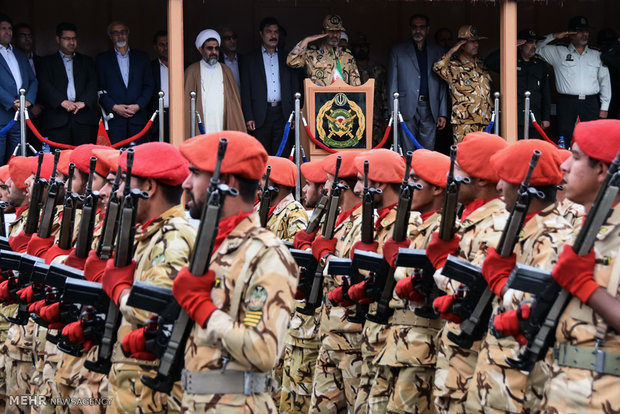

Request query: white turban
[
  {"left": 340, "top": 32, "right": 349, "bottom": 42},
  {"left": 195, "top": 29, "right": 221, "bottom": 50}
]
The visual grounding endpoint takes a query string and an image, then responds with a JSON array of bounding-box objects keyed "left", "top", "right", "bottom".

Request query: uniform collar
[
  {"left": 136, "top": 204, "right": 185, "bottom": 241},
  {"left": 459, "top": 197, "right": 506, "bottom": 229},
  {"left": 271, "top": 193, "right": 296, "bottom": 216}
]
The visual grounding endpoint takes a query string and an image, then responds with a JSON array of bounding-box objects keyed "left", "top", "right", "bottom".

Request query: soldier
[
  {"left": 557, "top": 147, "right": 585, "bottom": 227},
  {"left": 300, "top": 158, "right": 327, "bottom": 211},
  {"left": 433, "top": 25, "right": 493, "bottom": 144},
  {"left": 287, "top": 15, "right": 361, "bottom": 86},
  {"left": 425, "top": 132, "right": 509, "bottom": 413},
  {"left": 159, "top": 131, "right": 297, "bottom": 412},
  {"left": 258, "top": 156, "right": 308, "bottom": 242},
  {"left": 0, "top": 165, "right": 12, "bottom": 211},
  {"left": 466, "top": 139, "right": 573, "bottom": 413}
]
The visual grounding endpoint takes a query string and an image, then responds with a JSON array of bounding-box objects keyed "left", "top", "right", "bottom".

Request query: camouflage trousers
[
  {"left": 5, "top": 357, "right": 35, "bottom": 414},
  {"left": 452, "top": 123, "right": 486, "bottom": 144},
  {"left": 353, "top": 320, "right": 389, "bottom": 414},
  {"left": 280, "top": 343, "right": 319, "bottom": 414},
  {"left": 433, "top": 325, "right": 481, "bottom": 414},
  {"left": 69, "top": 368, "right": 110, "bottom": 414},
  {"left": 309, "top": 346, "right": 363, "bottom": 413},
  {"left": 180, "top": 391, "right": 277, "bottom": 413},
  {"left": 369, "top": 365, "right": 436, "bottom": 414}
]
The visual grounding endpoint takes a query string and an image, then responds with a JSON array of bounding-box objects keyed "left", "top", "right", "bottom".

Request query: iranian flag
[{"left": 332, "top": 59, "right": 344, "bottom": 83}]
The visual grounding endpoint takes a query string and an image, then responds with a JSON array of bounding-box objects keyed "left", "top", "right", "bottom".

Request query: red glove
[
  {"left": 17, "top": 285, "right": 36, "bottom": 303},
  {"left": 101, "top": 259, "right": 136, "bottom": 306},
  {"left": 350, "top": 240, "right": 379, "bottom": 259},
  {"left": 64, "top": 248, "right": 87, "bottom": 271},
  {"left": 0, "top": 280, "right": 14, "bottom": 304},
  {"left": 39, "top": 302, "right": 65, "bottom": 329},
  {"left": 44, "top": 244, "right": 72, "bottom": 265},
  {"left": 348, "top": 280, "right": 374, "bottom": 305},
  {"left": 9, "top": 231, "right": 32, "bottom": 253},
  {"left": 433, "top": 295, "right": 462, "bottom": 323},
  {"left": 327, "top": 285, "right": 354, "bottom": 307},
  {"left": 382, "top": 237, "right": 411, "bottom": 268},
  {"left": 28, "top": 299, "right": 46, "bottom": 314},
  {"left": 172, "top": 267, "right": 218, "bottom": 327},
  {"left": 311, "top": 235, "right": 338, "bottom": 262},
  {"left": 481, "top": 247, "right": 516, "bottom": 297},
  {"left": 26, "top": 235, "right": 55, "bottom": 258},
  {"left": 493, "top": 304, "right": 531, "bottom": 346},
  {"left": 61, "top": 321, "right": 94, "bottom": 352},
  {"left": 121, "top": 327, "right": 157, "bottom": 361},
  {"left": 552, "top": 245, "right": 599, "bottom": 304},
  {"left": 425, "top": 232, "right": 461, "bottom": 269},
  {"left": 293, "top": 228, "right": 318, "bottom": 250},
  {"left": 83, "top": 250, "right": 107, "bottom": 283},
  {"left": 395, "top": 275, "right": 424, "bottom": 302}
]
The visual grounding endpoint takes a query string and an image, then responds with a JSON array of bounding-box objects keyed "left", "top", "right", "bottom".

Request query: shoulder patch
[
  {"left": 247, "top": 285, "right": 268, "bottom": 311},
  {"left": 151, "top": 253, "right": 166, "bottom": 267}
]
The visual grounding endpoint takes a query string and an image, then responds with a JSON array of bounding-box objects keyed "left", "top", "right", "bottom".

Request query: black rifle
[
  {"left": 38, "top": 150, "right": 63, "bottom": 239},
  {"left": 24, "top": 152, "right": 48, "bottom": 235},
  {"left": 57, "top": 164, "right": 78, "bottom": 250},
  {"left": 289, "top": 248, "right": 318, "bottom": 300},
  {"left": 141, "top": 138, "right": 237, "bottom": 393},
  {"left": 445, "top": 150, "right": 542, "bottom": 348},
  {"left": 74, "top": 157, "right": 100, "bottom": 258},
  {"left": 0, "top": 201, "right": 7, "bottom": 238},
  {"left": 503, "top": 148, "right": 620, "bottom": 371},
  {"left": 84, "top": 149, "right": 148, "bottom": 374},
  {"left": 1, "top": 250, "right": 46, "bottom": 324},
  {"left": 307, "top": 187, "right": 329, "bottom": 234},
  {"left": 258, "top": 165, "right": 279, "bottom": 228},
  {"left": 297, "top": 156, "right": 346, "bottom": 315},
  {"left": 97, "top": 163, "right": 123, "bottom": 261}
]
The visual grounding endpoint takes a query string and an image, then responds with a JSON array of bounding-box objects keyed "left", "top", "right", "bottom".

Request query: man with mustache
[
  {"left": 184, "top": 29, "right": 246, "bottom": 137},
  {"left": 240, "top": 17, "right": 300, "bottom": 155}
]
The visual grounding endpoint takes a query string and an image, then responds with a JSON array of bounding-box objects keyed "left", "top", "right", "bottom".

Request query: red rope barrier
[
  {"left": 26, "top": 119, "right": 75, "bottom": 149},
  {"left": 111, "top": 120, "right": 153, "bottom": 148},
  {"left": 373, "top": 124, "right": 391, "bottom": 149},
  {"left": 532, "top": 121, "right": 559, "bottom": 148},
  {"left": 303, "top": 124, "right": 337, "bottom": 154}
]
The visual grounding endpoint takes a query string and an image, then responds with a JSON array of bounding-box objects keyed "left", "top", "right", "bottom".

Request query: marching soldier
[
  {"left": 300, "top": 158, "right": 327, "bottom": 212},
  {"left": 287, "top": 15, "right": 361, "bottom": 86},
  {"left": 557, "top": 148, "right": 586, "bottom": 227}
]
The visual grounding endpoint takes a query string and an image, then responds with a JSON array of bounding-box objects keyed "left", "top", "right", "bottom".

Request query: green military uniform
[
  {"left": 466, "top": 203, "right": 573, "bottom": 413},
  {"left": 287, "top": 43, "right": 361, "bottom": 87},
  {"left": 181, "top": 213, "right": 297, "bottom": 413},
  {"left": 265, "top": 193, "right": 308, "bottom": 243},
  {"left": 433, "top": 55, "right": 493, "bottom": 144},
  {"left": 108, "top": 205, "right": 195, "bottom": 414}
]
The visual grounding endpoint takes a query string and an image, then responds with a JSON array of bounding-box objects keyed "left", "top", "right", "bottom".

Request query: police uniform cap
[
  {"left": 322, "top": 151, "right": 363, "bottom": 179},
  {"left": 70, "top": 144, "right": 110, "bottom": 176},
  {"left": 411, "top": 149, "right": 450, "bottom": 188},
  {"left": 118, "top": 142, "right": 189, "bottom": 186},
  {"left": 490, "top": 140, "right": 563, "bottom": 186},
  {"left": 300, "top": 159, "right": 328, "bottom": 184},
  {"left": 354, "top": 149, "right": 405, "bottom": 184},
  {"left": 457, "top": 132, "right": 508, "bottom": 182},
  {"left": 517, "top": 28, "right": 543, "bottom": 42},
  {"left": 266, "top": 156, "right": 298, "bottom": 188},
  {"left": 573, "top": 119, "right": 620, "bottom": 164},
  {"left": 8, "top": 156, "right": 32, "bottom": 190},
  {"left": 567, "top": 16, "right": 592, "bottom": 31}
]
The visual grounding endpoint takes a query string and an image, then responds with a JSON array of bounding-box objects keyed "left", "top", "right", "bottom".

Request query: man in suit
[
  {"left": 388, "top": 14, "right": 448, "bottom": 151},
  {"left": 37, "top": 23, "right": 98, "bottom": 147},
  {"left": 219, "top": 25, "right": 242, "bottom": 90},
  {"left": 96, "top": 21, "right": 154, "bottom": 145},
  {"left": 0, "top": 13, "right": 37, "bottom": 164},
  {"left": 241, "top": 17, "right": 300, "bottom": 156},
  {"left": 149, "top": 30, "right": 169, "bottom": 142}
]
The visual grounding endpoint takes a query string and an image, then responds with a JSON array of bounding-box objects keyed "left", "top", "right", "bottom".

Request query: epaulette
[
  {"left": 533, "top": 54, "right": 546, "bottom": 62},
  {"left": 309, "top": 45, "right": 318, "bottom": 50},
  {"left": 344, "top": 47, "right": 352, "bottom": 54}
]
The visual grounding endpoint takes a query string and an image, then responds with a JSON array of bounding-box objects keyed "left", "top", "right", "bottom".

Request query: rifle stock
[
  {"left": 75, "top": 157, "right": 100, "bottom": 258},
  {"left": 58, "top": 164, "right": 77, "bottom": 250},
  {"left": 25, "top": 152, "right": 48, "bottom": 235},
  {"left": 38, "top": 150, "right": 62, "bottom": 238}
]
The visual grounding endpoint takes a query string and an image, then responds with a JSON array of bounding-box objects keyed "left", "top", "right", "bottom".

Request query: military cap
[
  {"left": 30, "top": 153, "right": 55, "bottom": 180},
  {"left": 179, "top": 131, "right": 268, "bottom": 180},
  {"left": 56, "top": 150, "right": 73, "bottom": 177},
  {"left": 70, "top": 144, "right": 110, "bottom": 176},
  {"left": 517, "top": 28, "right": 543, "bottom": 42},
  {"left": 568, "top": 16, "right": 592, "bottom": 31},
  {"left": 266, "top": 156, "right": 298, "bottom": 188},
  {"left": 457, "top": 132, "right": 508, "bottom": 182},
  {"left": 557, "top": 148, "right": 573, "bottom": 163},
  {"left": 354, "top": 149, "right": 406, "bottom": 184},
  {"left": 300, "top": 159, "right": 327, "bottom": 184},
  {"left": 573, "top": 119, "right": 620, "bottom": 164},
  {"left": 119, "top": 142, "right": 189, "bottom": 186},
  {"left": 490, "top": 140, "right": 563, "bottom": 186},
  {"left": 92, "top": 148, "right": 121, "bottom": 175},
  {"left": 8, "top": 156, "right": 32, "bottom": 190},
  {"left": 0, "top": 165, "right": 9, "bottom": 183},
  {"left": 323, "top": 14, "right": 345, "bottom": 32},
  {"left": 322, "top": 151, "right": 362, "bottom": 179},
  {"left": 457, "top": 25, "right": 487, "bottom": 41},
  {"left": 410, "top": 150, "right": 450, "bottom": 189}
]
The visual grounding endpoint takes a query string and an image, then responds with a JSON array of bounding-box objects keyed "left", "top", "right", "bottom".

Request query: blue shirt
[
  {"left": 414, "top": 42, "right": 429, "bottom": 97},
  {"left": 224, "top": 53, "right": 240, "bottom": 90},
  {"left": 115, "top": 47, "right": 130, "bottom": 88},
  {"left": 262, "top": 46, "right": 281, "bottom": 103},
  {"left": 60, "top": 51, "right": 76, "bottom": 101}
]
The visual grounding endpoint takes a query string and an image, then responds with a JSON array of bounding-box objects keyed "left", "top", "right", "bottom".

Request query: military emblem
[
  {"left": 316, "top": 92, "right": 365, "bottom": 148},
  {"left": 151, "top": 253, "right": 165, "bottom": 267},
  {"left": 315, "top": 69, "right": 325, "bottom": 80},
  {"left": 247, "top": 285, "right": 268, "bottom": 311}
]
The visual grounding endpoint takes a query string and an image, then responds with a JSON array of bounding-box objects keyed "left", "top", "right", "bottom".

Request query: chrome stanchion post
[
  {"left": 523, "top": 91, "right": 531, "bottom": 140},
  {"left": 190, "top": 91, "right": 197, "bottom": 138},
  {"left": 97, "top": 90, "right": 114, "bottom": 130},
  {"left": 19, "top": 88, "right": 26, "bottom": 156},
  {"left": 158, "top": 91, "right": 165, "bottom": 142},
  {"left": 392, "top": 92, "right": 399, "bottom": 153},
  {"left": 294, "top": 92, "right": 301, "bottom": 201},
  {"left": 493, "top": 91, "right": 500, "bottom": 135}
]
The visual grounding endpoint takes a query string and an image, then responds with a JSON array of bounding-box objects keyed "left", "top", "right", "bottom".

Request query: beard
[
  {"left": 204, "top": 54, "right": 218, "bottom": 66},
  {"left": 186, "top": 190, "right": 204, "bottom": 219},
  {"left": 115, "top": 41, "right": 127, "bottom": 48}
]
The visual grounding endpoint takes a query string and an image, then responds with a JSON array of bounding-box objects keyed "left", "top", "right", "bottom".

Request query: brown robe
[{"left": 184, "top": 61, "right": 247, "bottom": 138}]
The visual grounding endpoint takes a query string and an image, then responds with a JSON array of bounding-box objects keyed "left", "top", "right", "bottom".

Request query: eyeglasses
[
  {"left": 204, "top": 46, "right": 219, "bottom": 51},
  {"left": 60, "top": 36, "right": 78, "bottom": 41},
  {"left": 411, "top": 25, "right": 427, "bottom": 30},
  {"left": 222, "top": 34, "right": 237, "bottom": 41},
  {"left": 16, "top": 33, "right": 33, "bottom": 39},
  {"left": 110, "top": 30, "right": 129, "bottom": 36}
]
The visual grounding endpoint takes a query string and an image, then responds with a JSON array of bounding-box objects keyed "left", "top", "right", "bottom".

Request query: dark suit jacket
[
  {"left": 0, "top": 47, "right": 38, "bottom": 124},
  {"left": 387, "top": 40, "right": 447, "bottom": 122},
  {"left": 96, "top": 48, "right": 154, "bottom": 127},
  {"left": 37, "top": 51, "right": 99, "bottom": 130},
  {"left": 240, "top": 47, "right": 300, "bottom": 128},
  {"left": 148, "top": 58, "right": 163, "bottom": 117}
]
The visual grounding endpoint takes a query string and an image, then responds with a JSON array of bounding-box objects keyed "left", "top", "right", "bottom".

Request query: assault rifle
[
  {"left": 57, "top": 164, "right": 78, "bottom": 250},
  {"left": 258, "top": 165, "right": 279, "bottom": 228},
  {"left": 74, "top": 157, "right": 99, "bottom": 258},
  {"left": 141, "top": 138, "right": 238, "bottom": 393},
  {"left": 306, "top": 187, "right": 329, "bottom": 235},
  {"left": 24, "top": 152, "right": 48, "bottom": 235},
  {"left": 503, "top": 148, "right": 620, "bottom": 371},
  {"left": 97, "top": 162, "right": 123, "bottom": 261},
  {"left": 38, "top": 150, "right": 63, "bottom": 239},
  {"left": 0, "top": 201, "right": 7, "bottom": 241}
]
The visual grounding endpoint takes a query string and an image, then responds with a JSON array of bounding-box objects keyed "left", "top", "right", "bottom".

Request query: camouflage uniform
[
  {"left": 287, "top": 43, "right": 361, "bottom": 87},
  {"left": 107, "top": 204, "right": 195, "bottom": 414},
  {"left": 466, "top": 203, "right": 573, "bottom": 413},
  {"left": 309, "top": 204, "right": 364, "bottom": 413},
  {"left": 181, "top": 213, "right": 297, "bottom": 413},
  {"left": 358, "top": 61, "right": 389, "bottom": 146},
  {"left": 545, "top": 205, "right": 620, "bottom": 413},
  {"left": 557, "top": 197, "right": 585, "bottom": 228},
  {"left": 433, "top": 55, "right": 492, "bottom": 144},
  {"left": 433, "top": 198, "right": 508, "bottom": 414},
  {"left": 265, "top": 193, "right": 308, "bottom": 243},
  {"left": 373, "top": 211, "right": 444, "bottom": 414}
]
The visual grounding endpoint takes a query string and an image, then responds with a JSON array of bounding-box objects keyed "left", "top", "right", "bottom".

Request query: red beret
[
  {"left": 92, "top": 148, "right": 121, "bottom": 175},
  {"left": 411, "top": 150, "right": 450, "bottom": 188},
  {"left": 0, "top": 165, "right": 9, "bottom": 183},
  {"left": 457, "top": 132, "right": 508, "bottom": 182},
  {"left": 56, "top": 150, "right": 73, "bottom": 177},
  {"left": 9, "top": 156, "right": 33, "bottom": 190},
  {"left": 30, "top": 153, "right": 55, "bottom": 180},
  {"left": 490, "top": 140, "right": 563, "bottom": 186},
  {"left": 573, "top": 119, "right": 620, "bottom": 164},
  {"left": 179, "top": 131, "right": 268, "bottom": 180},
  {"left": 266, "top": 156, "right": 298, "bottom": 187},
  {"left": 354, "top": 149, "right": 405, "bottom": 183},
  {"left": 300, "top": 159, "right": 327, "bottom": 184},
  {"left": 557, "top": 148, "right": 572, "bottom": 163},
  {"left": 70, "top": 145, "right": 110, "bottom": 176},
  {"left": 322, "top": 151, "right": 362, "bottom": 179},
  {"left": 118, "top": 143, "right": 189, "bottom": 186}
]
